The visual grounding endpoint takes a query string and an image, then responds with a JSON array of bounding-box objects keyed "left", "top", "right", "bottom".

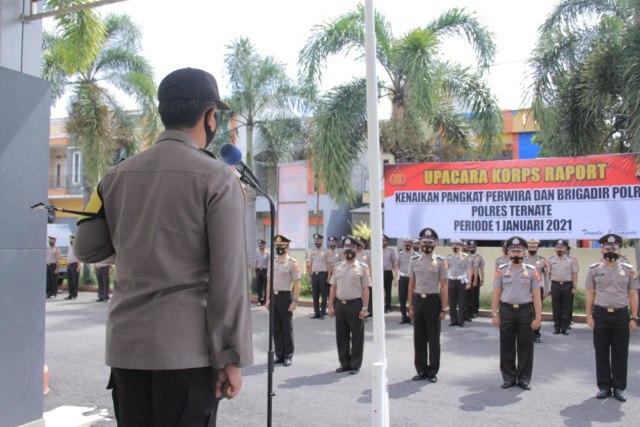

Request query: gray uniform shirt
[
  {"left": 494, "top": 264, "right": 542, "bottom": 304},
  {"left": 74, "top": 130, "right": 253, "bottom": 371},
  {"left": 446, "top": 253, "right": 470, "bottom": 279},
  {"left": 270, "top": 256, "right": 301, "bottom": 291},
  {"left": 585, "top": 262, "right": 640, "bottom": 308},
  {"left": 523, "top": 254, "right": 549, "bottom": 292},
  {"left": 382, "top": 247, "right": 397, "bottom": 271},
  {"left": 330, "top": 260, "right": 371, "bottom": 300},
  {"left": 67, "top": 244, "right": 78, "bottom": 264},
  {"left": 256, "top": 250, "right": 270, "bottom": 269},
  {"left": 548, "top": 255, "right": 579, "bottom": 282},
  {"left": 327, "top": 248, "right": 342, "bottom": 269},
  {"left": 495, "top": 255, "right": 509, "bottom": 269},
  {"left": 396, "top": 250, "right": 413, "bottom": 276},
  {"left": 356, "top": 250, "right": 371, "bottom": 269},
  {"left": 46, "top": 246, "right": 60, "bottom": 264},
  {"left": 308, "top": 247, "right": 329, "bottom": 272},
  {"left": 409, "top": 253, "right": 447, "bottom": 294}
]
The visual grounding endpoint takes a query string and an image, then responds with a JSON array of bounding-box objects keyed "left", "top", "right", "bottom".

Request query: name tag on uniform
[
  {"left": 432, "top": 260, "right": 437, "bottom": 267},
  {"left": 523, "top": 270, "right": 529, "bottom": 277},
  {"left": 619, "top": 270, "right": 625, "bottom": 276}
]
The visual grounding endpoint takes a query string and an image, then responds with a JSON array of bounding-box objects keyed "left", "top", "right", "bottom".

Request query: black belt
[
  {"left": 500, "top": 302, "right": 532, "bottom": 309},
  {"left": 273, "top": 290, "right": 291, "bottom": 295},
  {"left": 47, "top": 263, "right": 57, "bottom": 266},
  {"left": 552, "top": 281, "right": 572, "bottom": 285},
  {"left": 338, "top": 298, "right": 361, "bottom": 305},
  {"left": 311, "top": 271, "right": 327, "bottom": 274},
  {"left": 414, "top": 292, "right": 439, "bottom": 299},
  {"left": 594, "top": 305, "right": 628, "bottom": 314},
  {"left": 256, "top": 268, "right": 267, "bottom": 271}
]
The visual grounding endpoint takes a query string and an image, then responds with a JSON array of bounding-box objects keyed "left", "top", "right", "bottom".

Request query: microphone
[{"left": 219, "top": 144, "right": 261, "bottom": 188}]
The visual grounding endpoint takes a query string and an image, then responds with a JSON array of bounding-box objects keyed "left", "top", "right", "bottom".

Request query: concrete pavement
[{"left": 44, "top": 291, "right": 640, "bottom": 426}]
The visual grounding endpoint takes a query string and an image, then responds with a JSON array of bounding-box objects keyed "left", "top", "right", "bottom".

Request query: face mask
[
  {"left": 413, "top": 246, "right": 420, "bottom": 252},
  {"left": 276, "top": 247, "right": 286, "bottom": 256},
  {"left": 345, "top": 249, "right": 356, "bottom": 260},
  {"left": 48, "top": 242, "right": 54, "bottom": 247},
  {"left": 204, "top": 110, "right": 218, "bottom": 149},
  {"left": 469, "top": 250, "right": 476, "bottom": 254},
  {"left": 404, "top": 245, "right": 411, "bottom": 251},
  {"left": 383, "top": 242, "right": 388, "bottom": 248},
  {"left": 421, "top": 245, "right": 434, "bottom": 254},
  {"left": 330, "top": 244, "right": 336, "bottom": 249},
  {"left": 315, "top": 243, "right": 321, "bottom": 248},
  {"left": 528, "top": 250, "right": 537, "bottom": 256},
  {"left": 556, "top": 251, "right": 565, "bottom": 257},
  {"left": 603, "top": 252, "right": 619, "bottom": 262},
  {"left": 510, "top": 256, "right": 523, "bottom": 264},
  {"left": 453, "top": 247, "right": 460, "bottom": 252}
]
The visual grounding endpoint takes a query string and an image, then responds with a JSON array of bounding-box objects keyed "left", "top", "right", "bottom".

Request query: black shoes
[
  {"left": 96, "top": 298, "right": 109, "bottom": 302},
  {"left": 274, "top": 357, "right": 284, "bottom": 364},
  {"left": 501, "top": 382, "right": 516, "bottom": 389},
  {"left": 534, "top": 336, "right": 541, "bottom": 343},
  {"left": 412, "top": 372, "right": 430, "bottom": 381},
  {"left": 336, "top": 367, "right": 348, "bottom": 373},
  {"left": 518, "top": 382, "right": 531, "bottom": 391},
  {"left": 283, "top": 357, "right": 292, "bottom": 367},
  {"left": 596, "top": 389, "right": 612, "bottom": 399},
  {"left": 64, "top": 296, "right": 76, "bottom": 300},
  {"left": 449, "top": 322, "right": 458, "bottom": 327},
  {"left": 427, "top": 375, "right": 437, "bottom": 383},
  {"left": 349, "top": 369, "right": 360, "bottom": 375},
  {"left": 257, "top": 301, "right": 264, "bottom": 306},
  {"left": 553, "top": 328, "right": 560, "bottom": 335},
  {"left": 561, "top": 329, "right": 569, "bottom": 336},
  {"left": 613, "top": 388, "right": 627, "bottom": 402},
  {"left": 399, "top": 318, "right": 411, "bottom": 325},
  {"left": 310, "top": 314, "right": 322, "bottom": 319}
]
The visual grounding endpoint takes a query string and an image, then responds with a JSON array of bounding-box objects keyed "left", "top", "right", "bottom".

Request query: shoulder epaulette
[
  {"left": 199, "top": 148, "right": 219, "bottom": 160},
  {"left": 590, "top": 262, "right": 602, "bottom": 268},
  {"left": 620, "top": 261, "right": 634, "bottom": 269},
  {"left": 411, "top": 254, "right": 421, "bottom": 260},
  {"left": 288, "top": 255, "right": 298, "bottom": 263},
  {"left": 436, "top": 255, "right": 446, "bottom": 261},
  {"left": 498, "top": 263, "right": 509, "bottom": 269},
  {"left": 524, "top": 263, "right": 536, "bottom": 270}
]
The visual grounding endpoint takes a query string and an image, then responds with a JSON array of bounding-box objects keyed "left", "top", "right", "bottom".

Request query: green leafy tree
[
  {"left": 529, "top": 0, "right": 640, "bottom": 156},
  {"left": 42, "top": 3, "right": 159, "bottom": 188},
  {"left": 299, "top": 5, "right": 502, "bottom": 203}
]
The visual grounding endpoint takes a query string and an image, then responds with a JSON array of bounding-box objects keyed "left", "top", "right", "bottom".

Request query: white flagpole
[{"left": 364, "top": 1, "right": 389, "bottom": 426}]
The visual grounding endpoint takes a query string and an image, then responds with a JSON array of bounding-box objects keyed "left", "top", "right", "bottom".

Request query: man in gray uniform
[
  {"left": 64, "top": 235, "right": 80, "bottom": 300},
  {"left": 464, "top": 240, "right": 484, "bottom": 320},
  {"left": 255, "top": 239, "right": 270, "bottom": 306},
  {"left": 547, "top": 239, "right": 579, "bottom": 335},
  {"left": 492, "top": 236, "right": 542, "bottom": 390},
  {"left": 446, "top": 238, "right": 471, "bottom": 327},
  {"left": 74, "top": 67, "right": 253, "bottom": 426},
  {"left": 585, "top": 233, "right": 639, "bottom": 402},
  {"left": 266, "top": 234, "right": 301, "bottom": 366},
  {"left": 409, "top": 227, "right": 448, "bottom": 382},
  {"left": 524, "top": 238, "right": 549, "bottom": 343},
  {"left": 308, "top": 233, "right": 330, "bottom": 319},
  {"left": 396, "top": 238, "right": 414, "bottom": 324},
  {"left": 329, "top": 236, "right": 371, "bottom": 374},
  {"left": 46, "top": 236, "right": 60, "bottom": 298},
  {"left": 94, "top": 260, "right": 111, "bottom": 302},
  {"left": 382, "top": 234, "right": 398, "bottom": 313}
]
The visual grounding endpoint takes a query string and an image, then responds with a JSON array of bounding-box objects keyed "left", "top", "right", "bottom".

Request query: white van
[{"left": 47, "top": 223, "right": 73, "bottom": 283}]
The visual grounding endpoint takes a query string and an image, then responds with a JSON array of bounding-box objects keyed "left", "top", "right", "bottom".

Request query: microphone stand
[{"left": 236, "top": 174, "right": 276, "bottom": 427}]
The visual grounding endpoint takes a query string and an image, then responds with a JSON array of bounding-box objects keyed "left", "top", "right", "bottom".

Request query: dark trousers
[
  {"left": 96, "top": 266, "right": 111, "bottom": 300},
  {"left": 67, "top": 262, "right": 79, "bottom": 298},
  {"left": 593, "top": 306, "right": 630, "bottom": 391},
  {"left": 46, "top": 263, "right": 57, "bottom": 297},
  {"left": 551, "top": 281, "right": 572, "bottom": 330},
  {"left": 383, "top": 270, "right": 393, "bottom": 311},
  {"left": 398, "top": 276, "right": 409, "bottom": 320},
  {"left": 272, "top": 292, "right": 294, "bottom": 358},
  {"left": 255, "top": 268, "right": 267, "bottom": 303},
  {"left": 109, "top": 367, "right": 218, "bottom": 427},
  {"left": 448, "top": 279, "right": 466, "bottom": 325},
  {"left": 311, "top": 271, "right": 328, "bottom": 315},
  {"left": 534, "top": 294, "right": 545, "bottom": 338},
  {"left": 472, "top": 276, "right": 481, "bottom": 315},
  {"left": 335, "top": 299, "right": 365, "bottom": 370},
  {"left": 465, "top": 286, "right": 474, "bottom": 321},
  {"left": 499, "top": 302, "right": 534, "bottom": 384},
  {"left": 413, "top": 293, "right": 441, "bottom": 376}
]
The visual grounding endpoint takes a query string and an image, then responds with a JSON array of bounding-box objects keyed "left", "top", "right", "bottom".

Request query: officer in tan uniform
[
  {"left": 547, "top": 239, "right": 579, "bottom": 335},
  {"left": 74, "top": 67, "right": 253, "bottom": 426},
  {"left": 265, "top": 235, "right": 301, "bottom": 366},
  {"left": 408, "top": 227, "right": 448, "bottom": 382},
  {"left": 495, "top": 241, "right": 509, "bottom": 269},
  {"left": 327, "top": 236, "right": 342, "bottom": 271},
  {"left": 446, "top": 238, "right": 471, "bottom": 327},
  {"left": 396, "top": 238, "right": 414, "bottom": 324},
  {"left": 491, "top": 236, "right": 542, "bottom": 390},
  {"left": 465, "top": 240, "right": 485, "bottom": 320},
  {"left": 382, "top": 234, "right": 398, "bottom": 314},
  {"left": 524, "top": 238, "right": 549, "bottom": 343},
  {"left": 255, "top": 239, "right": 270, "bottom": 306},
  {"left": 46, "top": 236, "right": 61, "bottom": 298},
  {"left": 308, "top": 233, "right": 330, "bottom": 319},
  {"left": 329, "top": 236, "right": 371, "bottom": 374},
  {"left": 356, "top": 237, "right": 373, "bottom": 316},
  {"left": 585, "top": 233, "right": 639, "bottom": 402}
]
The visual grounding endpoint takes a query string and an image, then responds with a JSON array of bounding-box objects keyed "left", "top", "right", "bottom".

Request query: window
[{"left": 72, "top": 152, "right": 81, "bottom": 185}]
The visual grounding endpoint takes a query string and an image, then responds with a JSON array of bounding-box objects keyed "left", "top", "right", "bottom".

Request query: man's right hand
[
  {"left": 215, "top": 364, "right": 242, "bottom": 399},
  {"left": 408, "top": 306, "right": 413, "bottom": 320},
  {"left": 587, "top": 317, "right": 594, "bottom": 329}
]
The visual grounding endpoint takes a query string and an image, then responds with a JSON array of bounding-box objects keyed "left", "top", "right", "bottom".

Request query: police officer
[
  {"left": 491, "top": 236, "right": 542, "bottom": 390},
  {"left": 396, "top": 238, "right": 414, "bottom": 324},
  {"left": 408, "top": 227, "right": 448, "bottom": 382},
  {"left": 327, "top": 236, "right": 342, "bottom": 270},
  {"left": 585, "top": 233, "right": 639, "bottom": 402},
  {"left": 524, "top": 238, "right": 549, "bottom": 343},
  {"left": 495, "top": 241, "right": 509, "bottom": 269},
  {"left": 64, "top": 235, "right": 81, "bottom": 300},
  {"left": 308, "top": 233, "right": 330, "bottom": 319},
  {"left": 446, "top": 238, "right": 471, "bottom": 327},
  {"left": 329, "top": 236, "right": 371, "bottom": 375},
  {"left": 465, "top": 240, "right": 485, "bottom": 320},
  {"left": 382, "top": 234, "right": 398, "bottom": 313},
  {"left": 265, "top": 235, "right": 301, "bottom": 366},
  {"left": 255, "top": 239, "right": 269, "bottom": 306},
  {"left": 547, "top": 239, "right": 578, "bottom": 335},
  {"left": 46, "top": 236, "right": 61, "bottom": 298},
  {"left": 356, "top": 237, "right": 373, "bottom": 316}
]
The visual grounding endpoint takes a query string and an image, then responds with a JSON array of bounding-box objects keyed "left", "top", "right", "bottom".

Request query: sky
[{"left": 49, "top": 0, "right": 560, "bottom": 118}]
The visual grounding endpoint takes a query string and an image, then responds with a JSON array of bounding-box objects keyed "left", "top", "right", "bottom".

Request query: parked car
[{"left": 47, "top": 223, "right": 73, "bottom": 284}]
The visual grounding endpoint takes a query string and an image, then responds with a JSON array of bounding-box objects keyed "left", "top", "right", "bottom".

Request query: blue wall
[{"left": 518, "top": 132, "right": 539, "bottom": 159}]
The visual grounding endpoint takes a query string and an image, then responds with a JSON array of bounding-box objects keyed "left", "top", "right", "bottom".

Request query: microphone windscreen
[{"left": 219, "top": 143, "right": 242, "bottom": 166}]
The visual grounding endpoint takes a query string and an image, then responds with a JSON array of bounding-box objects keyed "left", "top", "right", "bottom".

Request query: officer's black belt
[
  {"left": 594, "top": 305, "right": 628, "bottom": 314},
  {"left": 273, "top": 290, "right": 291, "bottom": 295},
  {"left": 415, "top": 292, "right": 439, "bottom": 299},
  {"left": 338, "top": 298, "right": 361, "bottom": 305},
  {"left": 47, "top": 263, "right": 57, "bottom": 266},
  {"left": 257, "top": 268, "right": 267, "bottom": 271},
  {"left": 311, "top": 271, "right": 327, "bottom": 274},
  {"left": 500, "top": 302, "right": 532, "bottom": 309},
  {"left": 552, "top": 281, "right": 572, "bottom": 285}
]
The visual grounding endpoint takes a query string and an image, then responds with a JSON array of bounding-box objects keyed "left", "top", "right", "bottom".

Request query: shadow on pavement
[
  {"left": 278, "top": 371, "right": 343, "bottom": 388},
  {"left": 458, "top": 385, "right": 524, "bottom": 411},
  {"left": 561, "top": 397, "right": 625, "bottom": 427}
]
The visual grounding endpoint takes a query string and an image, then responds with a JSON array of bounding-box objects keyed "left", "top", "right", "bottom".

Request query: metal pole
[{"left": 364, "top": 1, "right": 389, "bottom": 426}]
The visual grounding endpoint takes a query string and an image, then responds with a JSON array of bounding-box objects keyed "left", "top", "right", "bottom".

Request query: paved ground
[{"left": 44, "top": 291, "right": 640, "bottom": 426}]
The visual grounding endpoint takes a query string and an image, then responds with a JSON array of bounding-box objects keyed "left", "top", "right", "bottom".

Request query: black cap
[
  {"left": 555, "top": 239, "right": 568, "bottom": 248},
  {"left": 342, "top": 236, "right": 356, "bottom": 249},
  {"left": 505, "top": 236, "right": 526, "bottom": 250},
  {"left": 466, "top": 240, "right": 476, "bottom": 247},
  {"left": 274, "top": 235, "right": 290, "bottom": 244},
  {"left": 419, "top": 227, "right": 438, "bottom": 241},
  {"left": 313, "top": 233, "right": 324, "bottom": 240},
  {"left": 328, "top": 236, "right": 338, "bottom": 242},
  {"left": 257, "top": 239, "right": 266, "bottom": 245},
  {"left": 599, "top": 233, "right": 623, "bottom": 245},
  {"left": 158, "top": 68, "right": 231, "bottom": 110},
  {"left": 355, "top": 236, "right": 367, "bottom": 247},
  {"left": 382, "top": 234, "right": 389, "bottom": 241}
]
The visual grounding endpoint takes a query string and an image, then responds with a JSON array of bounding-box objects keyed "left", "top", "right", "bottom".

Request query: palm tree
[
  {"left": 528, "top": 0, "right": 640, "bottom": 156},
  {"left": 42, "top": 8, "right": 159, "bottom": 189},
  {"left": 299, "top": 5, "right": 503, "bottom": 204}
]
